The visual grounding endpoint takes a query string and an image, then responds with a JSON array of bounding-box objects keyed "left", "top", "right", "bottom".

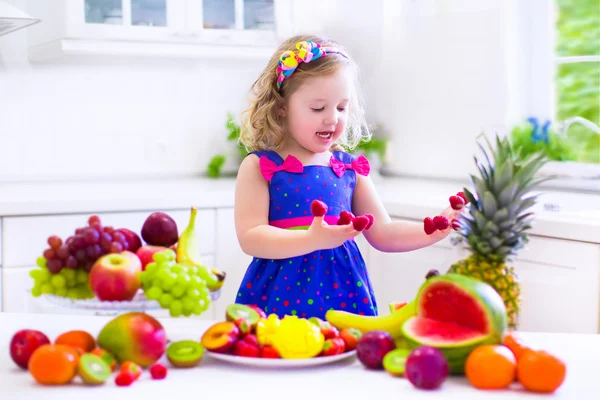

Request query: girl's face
[{"left": 282, "top": 67, "right": 352, "bottom": 154}]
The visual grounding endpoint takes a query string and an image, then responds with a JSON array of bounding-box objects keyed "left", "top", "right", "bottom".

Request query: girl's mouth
[{"left": 316, "top": 131, "right": 333, "bottom": 139}]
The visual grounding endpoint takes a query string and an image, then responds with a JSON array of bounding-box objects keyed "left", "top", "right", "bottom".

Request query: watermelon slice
[{"left": 401, "top": 274, "right": 507, "bottom": 374}]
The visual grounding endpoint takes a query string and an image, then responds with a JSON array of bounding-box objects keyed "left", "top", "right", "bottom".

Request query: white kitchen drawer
[
  {"left": 2, "top": 208, "right": 215, "bottom": 268},
  {"left": 4, "top": 256, "right": 217, "bottom": 322}
]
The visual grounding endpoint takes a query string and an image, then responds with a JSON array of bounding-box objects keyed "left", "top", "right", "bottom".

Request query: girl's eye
[
  {"left": 311, "top": 107, "right": 324, "bottom": 112},
  {"left": 337, "top": 107, "right": 346, "bottom": 112}
]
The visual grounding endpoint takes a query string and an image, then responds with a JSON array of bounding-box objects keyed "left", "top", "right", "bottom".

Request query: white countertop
[
  {"left": 0, "top": 176, "right": 598, "bottom": 243},
  {"left": 0, "top": 312, "right": 596, "bottom": 399}
]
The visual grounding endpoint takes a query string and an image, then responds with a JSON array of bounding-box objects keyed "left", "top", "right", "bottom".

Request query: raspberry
[
  {"left": 149, "top": 363, "right": 168, "bottom": 380},
  {"left": 449, "top": 195, "right": 465, "bottom": 210},
  {"left": 115, "top": 371, "right": 135, "bottom": 386},
  {"left": 352, "top": 215, "right": 370, "bottom": 231},
  {"left": 310, "top": 200, "right": 328, "bottom": 217},
  {"left": 423, "top": 217, "right": 437, "bottom": 235},
  {"left": 456, "top": 191, "right": 469, "bottom": 205},
  {"left": 433, "top": 215, "right": 449, "bottom": 230}
]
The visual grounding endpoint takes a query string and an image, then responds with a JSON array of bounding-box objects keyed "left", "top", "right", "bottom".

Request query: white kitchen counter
[
  {"left": 0, "top": 312, "right": 596, "bottom": 399},
  {"left": 0, "top": 176, "right": 598, "bottom": 243}
]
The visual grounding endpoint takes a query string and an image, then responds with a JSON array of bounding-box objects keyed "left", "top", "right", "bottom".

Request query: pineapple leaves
[
  {"left": 498, "top": 181, "right": 519, "bottom": 206},
  {"left": 481, "top": 192, "right": 499, "bottom": 218},
  {"left": 463, "top": 188, "right": 477, "bottom": 206}
]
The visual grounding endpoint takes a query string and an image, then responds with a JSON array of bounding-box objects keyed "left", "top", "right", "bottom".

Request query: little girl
[{"left": 234, "top": 35, "right": 459, "bottom": 319}]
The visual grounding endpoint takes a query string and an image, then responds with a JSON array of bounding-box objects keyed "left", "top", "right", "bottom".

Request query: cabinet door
[
  {"left": 63, "top": 0, "right": 185, "bottom": 42},
  {"left": 213, "top": 208, "right": 252, "bottom": 319},
  {"left": 511, "top": 237, "right": 600, "bottom": 334},
  {"left": 369, "top": 219, "right": 463, "bottom": 315}
]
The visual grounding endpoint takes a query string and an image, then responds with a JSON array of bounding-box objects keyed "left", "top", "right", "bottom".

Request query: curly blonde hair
[{"left": 239, "top": 34, "right": 371, "bottom": 152}]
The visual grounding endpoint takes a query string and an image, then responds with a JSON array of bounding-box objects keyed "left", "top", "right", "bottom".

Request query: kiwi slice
[
  {"left": 167, "top": 340, "right": 205, "bottom": 368},
  {"left": 78, "top": 353, "right": 111, "bottom": 385},
  {"left": 383, "top": 349, "right": 411, "bottom": 377},
  {"left": 225, "top": 304, "right": 260, "bottom": 326}
]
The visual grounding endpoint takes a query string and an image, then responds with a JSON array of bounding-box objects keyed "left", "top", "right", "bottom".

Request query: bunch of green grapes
[
  {"left": 30, "top": 257, "right": 94, "bottom": 299},
  {"left": 140, "top": 249, "right": 211, "bottom": 317}
]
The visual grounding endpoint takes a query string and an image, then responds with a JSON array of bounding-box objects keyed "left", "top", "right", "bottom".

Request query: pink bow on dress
[
  {"left": 259, "top": 155, "right": 304, "bottom": 181},
  {"left": 330, "top": 155, "right": 371, "bottom": 178}
]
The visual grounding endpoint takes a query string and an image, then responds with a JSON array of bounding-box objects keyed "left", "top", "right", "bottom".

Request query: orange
[
  {"left": 502, "top": 331, "right": 530, "bottom": 361},
  {"left": 517, "top": 349, "right": 566, "bottom": 393},
  {"left": 55, "top": 330, "right": 96, "bottom": 353},
  {"left": 465, "top": 344, "right": 516, "bottom": 389},
  {"left": 28, "top": 344, "right": 79, "bottom": 385}
]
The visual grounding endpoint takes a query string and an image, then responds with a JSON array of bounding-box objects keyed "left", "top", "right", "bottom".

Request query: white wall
[{"left": 0, "top": 0, "right": 519, "bottom": 183}]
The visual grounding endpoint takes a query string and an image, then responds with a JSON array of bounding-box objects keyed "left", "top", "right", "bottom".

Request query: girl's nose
[{"left": 323, "top": 111, "right": 338, "bottom": 126}]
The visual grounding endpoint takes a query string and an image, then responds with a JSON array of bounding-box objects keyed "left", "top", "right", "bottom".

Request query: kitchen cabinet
[
  {"left": 374, "top": 217, "right": 600, "bottom": 334},
  {"left": 24, "top": 0, "right": 294, "bottom": 62}
]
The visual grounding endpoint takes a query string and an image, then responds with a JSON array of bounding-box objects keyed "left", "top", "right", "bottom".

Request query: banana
[
  {"left": 176, "top": 207, "right": 227, "bottom": 292},
  {"left": 325, "top": 300, "right": 417, "bottom": 339}
]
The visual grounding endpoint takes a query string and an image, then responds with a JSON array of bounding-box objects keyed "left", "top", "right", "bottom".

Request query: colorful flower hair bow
[{"left": 276, "top": 40, "right": 349, "bottom": 90}]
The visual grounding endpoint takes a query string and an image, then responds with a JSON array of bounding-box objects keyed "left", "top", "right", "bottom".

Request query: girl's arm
[
  {"left": 234, "top": 155, "right": 360, "bottom": 259},
  {"left": 352, "top": 173, "right": 460, "bottom": 253}
]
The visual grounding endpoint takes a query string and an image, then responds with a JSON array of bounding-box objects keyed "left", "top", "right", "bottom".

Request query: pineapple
[{"left": 448, "top": 134, "right": 549, "bottom": 329}]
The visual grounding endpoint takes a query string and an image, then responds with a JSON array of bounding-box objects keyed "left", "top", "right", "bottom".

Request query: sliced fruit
[
  {"left": 401, "top": 274, "right": 508, "bottom": 374},
  {"left": 90, "top": 348, "right": 117, "bottom": 371},
  {"left": 225, "top": 304, "right": 260, "bottom": 327},
  {"left": 166, "top": 340, "right": 205, "bottom": 367},
  {"left": 200, "top": 322, "right": 239, "bottom": 354},
  {"left": 383, "top": 348, "right": 411, "bottom": 377},
  {"left": 78, "top": 353, "right": 111, "bottom": 385},
  {"left": 388, "top": 301, "right": 407, "bottom": 313}
]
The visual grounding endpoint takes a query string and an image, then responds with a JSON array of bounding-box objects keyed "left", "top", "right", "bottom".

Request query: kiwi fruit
[
  {"left": 166, "top": 340, "right": 205, "bottom": 368},
  {"left": 225, "top": 304, "right": 260, "bottom": 326},
  {"left": 383, "top": 349, "right": 411, "bottom": 377},
  {"left": 78, "top": 353, "right": 111, "bottom": 385}
]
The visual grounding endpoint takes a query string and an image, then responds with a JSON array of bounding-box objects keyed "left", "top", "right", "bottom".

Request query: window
[{"left": 517, "top": 0, "right": 599, "bottom": 172}]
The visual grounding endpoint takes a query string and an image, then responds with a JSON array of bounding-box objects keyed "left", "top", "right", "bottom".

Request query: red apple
[
  {"left": 116, "top": 228, "right": 142, "bottom": 252},
  {"left": 89, "top": 251, "right": 142, "bottom": 301},
  {"left": 200, "top": 322, "right": 239, "bottom": 354},
  {"left": 136, "top": 245, "right": 169, "bottom": 270},
  {"left": 10, "top": 329, "right": 50, "bottom": 369}
]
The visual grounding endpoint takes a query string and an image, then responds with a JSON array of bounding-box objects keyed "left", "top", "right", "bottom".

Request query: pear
[{"left": 176, "top": 207, "right": 226, "bottom": 291}]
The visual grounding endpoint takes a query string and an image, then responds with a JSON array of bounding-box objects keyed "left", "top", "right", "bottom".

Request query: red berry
[
  {"left": 433, "top": 215, "right": 449, "bottom": 230},
  {"left": 423, "top": 217, "right": 437, "bottom": 235},
  {"left": 115, "top": 371, "right": 135, "bottom": 386},
  {"left": 232, "top": 340, "right": 260, "bottom": 358},
  {"left": 337, "top": 210, "right": 354, "bottom": 225},
  {"left": 149, "top": 363, "right": 168, "bottom": 380},
  {"left": 243, "top": 334, "right": 259, "bottom": 348},
  {"left": 364, "top": 214, "right": 375, "bottom": 230},
  {"left": 310, "top": 200, "right": 328, "bottom": 217},
  {"left": 352, "top": 215, "right": 370, "bottom": 231},
  {"left": 260, "top": 345, "right": 280, "bottom": 359},
  {"left": 456, "top": 191, "right": 469, "bottom": 205},
  {"left": 449, "top": 195, "right": 465, "bottom": 210}
]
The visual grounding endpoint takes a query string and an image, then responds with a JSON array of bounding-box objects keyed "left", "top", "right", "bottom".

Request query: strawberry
[
  {"left": 456, "top": 191, "right": 469, "bottom": 205},
  {"left": 232, "top": 337, "right": 260, "bottom": 357},
  {"left": 339, "top": 328, "right": 362, "bottom": 351},
  {"left": 149, "top": 363, "right": 167, "bottom": 380},
  {"left": 234, "top": 318, "right": 252, "bottom": 335},
  {"left": 337, "top": 210, "right": 355, "bottom": 225},
  {"left": 352, "top": 215, "right": 370, "bottom": 231},
  {"left": 320, "top": 322, "right": 340, "bottom": 340},
  {"left": 310, "top": 200, "right": 328, "bottom": 217},
  {"left": 243, "top": 334, "right": 259, "bottom": 348},
  {"left": 246, "top": 304, "right": 267, "bottom": 319},
  {"left": 321, "top": 338, "right": 346, "bottom": 356},
  {"left": 259, "top": 345, "right": 280, "bottom": 359},
  {"left": 115, "top": 371, "right": 136, "bottom": 386},
  {"left": 433, "top": 215, "right": 449, "bottom": 230},
  {"left": 120, "top": 361, "right": 142, "bottom": 381},
  {"left": 451, "top": 218, "right": 461, "bottom": 230},
  {"left": 423, "top": 217, "right": 437, "bottom": 235},
  {"left": 364, "top": 214, "right": 375, "bottom": 230},
  {"left": 449, "top": 195, "right": 465, "bottom": 210}
]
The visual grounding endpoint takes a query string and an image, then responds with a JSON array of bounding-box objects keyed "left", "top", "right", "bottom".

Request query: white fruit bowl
[{"left": 39, "top": 289, "right": 221, "bottom": 312}]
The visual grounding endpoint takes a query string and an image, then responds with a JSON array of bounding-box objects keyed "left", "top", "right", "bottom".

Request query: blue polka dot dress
[{"left": 235, "top": 150, "right": 378, "bottom": 319}]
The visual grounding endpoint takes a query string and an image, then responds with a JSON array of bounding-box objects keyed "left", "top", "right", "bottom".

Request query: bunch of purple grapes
[{"left": 42, "top": 215, "right": 142, "bottom": 274}]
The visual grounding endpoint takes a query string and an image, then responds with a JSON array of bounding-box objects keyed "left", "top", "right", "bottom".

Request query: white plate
[{"left": 207, "top": 350, "right": 356, "bottom": 368}]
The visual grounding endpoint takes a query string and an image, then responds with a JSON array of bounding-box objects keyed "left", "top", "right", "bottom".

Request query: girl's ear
[{"left": 279, "top": 103, "right": 287, "bottom": 118}]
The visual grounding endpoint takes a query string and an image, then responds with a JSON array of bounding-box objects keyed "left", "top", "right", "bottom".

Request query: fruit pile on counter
[
  {"left": 29, "top": 207, "right": 226, "bottom": 317},
  {"left": 9, "top": 273, "right": 567, "bottom": 394}
]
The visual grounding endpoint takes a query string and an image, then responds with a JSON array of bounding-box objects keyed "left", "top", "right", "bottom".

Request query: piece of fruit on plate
[{"left": 401, "top": 273, "right": 508, "bottom": 374}]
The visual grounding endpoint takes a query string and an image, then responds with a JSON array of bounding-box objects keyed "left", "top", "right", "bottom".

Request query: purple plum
[
  {"left": 141, "top": 212, "right": 178, "bottom": 247},
  {"left": 356, "top": 330, "right": 396, "bottom": 369},
  {"left": 405, "top": 346, "right": 449, "bottom": 390}
]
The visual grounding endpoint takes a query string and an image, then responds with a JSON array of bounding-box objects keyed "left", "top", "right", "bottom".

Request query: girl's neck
[{"left": 279, "top": 137, "right": 332, "bottom": 166}]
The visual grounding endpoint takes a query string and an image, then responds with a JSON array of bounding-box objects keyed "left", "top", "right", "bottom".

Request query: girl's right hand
[{"left": 307, "top": 216, "right": 361, "bottom": 250}]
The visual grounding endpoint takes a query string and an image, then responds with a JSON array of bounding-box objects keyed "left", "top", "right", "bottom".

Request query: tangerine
[
  {"left": 517, "top": 349, "right": 566, "bottom": 393},
  {"left": 502, "top": 331, "right": 530, "bottom": 361},
  {"left": 28, "top": 344, "right": 79, "bottom": 385},
  {"left": 55, "top": 330, "right": 96, "bottom": 353},
  {"left": 465, "top": 344, "right": 516, "bottom": 389}
]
